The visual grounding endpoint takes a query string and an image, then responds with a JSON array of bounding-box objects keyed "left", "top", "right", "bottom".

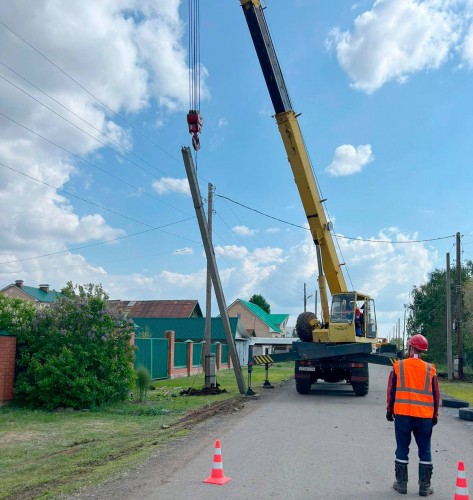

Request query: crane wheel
[
  {"left": 295, "top": 377, "right": 312, "bottom": 394},
  {"left": 296, "top": 311, "right": 316, "bottom": 343}
]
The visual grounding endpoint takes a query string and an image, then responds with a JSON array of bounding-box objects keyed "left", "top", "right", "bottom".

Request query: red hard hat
[{"left": 408, "top": 334, "right": 428, "bottom": 352}]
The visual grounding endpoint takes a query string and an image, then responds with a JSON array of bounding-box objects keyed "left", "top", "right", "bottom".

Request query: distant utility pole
[
  {"left": 455, "top": 232, "right": 464, "bottom": 379},
  {"left": 181, "top": 147, "right": 246, "bottom": 394},
  {"left": 446, "top": 252, "right": 453, "bottom": 381},
  {"left": 402, "top": 306, "right": 406, "bottom": 351},
  {"left": 303, "top": 283, "right": 312, "bottom": 313}
]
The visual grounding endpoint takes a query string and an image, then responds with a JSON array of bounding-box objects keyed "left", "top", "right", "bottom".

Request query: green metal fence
[
  {"left": 221, "top": 344, "right": 228, "bottom": 363},
  {"left": 134, "top": 338, "right": 169, "bottom": 380},
  {"left": 174, "top": 342, "right": 188, "bottom": 368},
  {"left": 193, "top": 342, "right": 204, "bottom": 367}
]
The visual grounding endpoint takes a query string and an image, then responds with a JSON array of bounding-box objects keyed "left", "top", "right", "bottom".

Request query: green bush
[
  {"left": 135, "top": 364, "right": 152, "bottom": 402},
  {"left": 13, "top": 283, "right": 135, "bottom": 410}
]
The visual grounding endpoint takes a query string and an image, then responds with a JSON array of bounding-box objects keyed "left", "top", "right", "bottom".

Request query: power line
[
  {"left": 0, "top": 111, "right": 191, "bottom": 216},
  {"left": 0, "top": 61, "right": 191, "bottom": 198},
  {"left": 216, "top": 193, "right": 456, "bottom": 244},
  {"left": 1, "top": 161, "right": 157, "bottom": 229},
  {"left": 0, "top": 72, "right": 191, "bottom": 197},
  {"left": 0, "top": 217, "right": 198, "bottom": 266},
  {"left": 0, "top": 18, "right": 182, "bottom": 165}
]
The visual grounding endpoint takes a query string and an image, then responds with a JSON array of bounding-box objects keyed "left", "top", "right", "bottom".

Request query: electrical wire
[
  {"left": 0, "top": 217, "right": 198, "bottom": 266},
  {"left": 0, "top": 60, "right": 187, "bottom": 196},
  {"left": 0, "top": 73, "right": 189, "bottom": 197},
  {"left": 0, "top": 111, "right": 191, "bottom": 216},
  {"left": 0, "top": 18, "right": 182, "bottom": 165},
  {"left": 216, "top": 193, "right": 456, "bottom": 244}
]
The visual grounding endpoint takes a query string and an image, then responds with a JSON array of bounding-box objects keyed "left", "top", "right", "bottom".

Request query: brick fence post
[
  {"left": 0, "top": 334, "right": 16, "bottom": 406},
  {"left": 164, "top": 330, "right": 175, "bottom": 378},
  {"left": 216, "top": 342, "right": 221, "bottom": 370},
  {"left": 228, "top": 349, "right": 232, "bottom": 369},
  {"left": 185, "top": 340, "right": 193, "bottom": 377}
]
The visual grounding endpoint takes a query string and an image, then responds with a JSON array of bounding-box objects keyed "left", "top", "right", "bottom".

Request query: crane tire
[
  {"left": 295, "top": 377, "right": 312, "bottom": 394},
  {"left": 296, "top": 311, "right": 316, "bottom": 343},
  {"left": 459, "top": 408, "right": 473, "bottom": 421},
  {"left": 352, "top": 381, "right": 369, "bottom": 396}
]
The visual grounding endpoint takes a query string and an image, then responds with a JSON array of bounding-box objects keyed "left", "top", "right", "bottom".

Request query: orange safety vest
[{"left": 393, "top": 358, "right": 436, "bottom": 418}]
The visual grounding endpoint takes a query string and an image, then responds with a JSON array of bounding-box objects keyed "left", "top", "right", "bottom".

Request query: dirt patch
[{"left": 179, "top": 385, "right": 228, "bottom": 396}]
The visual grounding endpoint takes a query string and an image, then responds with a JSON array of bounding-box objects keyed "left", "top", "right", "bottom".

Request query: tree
[
  {"left": 406, "top": 261, "right": 473, "bottom": 368},
  {"left": 14, "top": 282, "right": 135, "bottom": 410},
  {"left": 249, "top": 294, "right": 271, "bottom": 314}
]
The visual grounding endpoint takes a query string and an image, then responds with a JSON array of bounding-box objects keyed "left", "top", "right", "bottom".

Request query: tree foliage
[
  {"left": 406, "top": 260, "right": 473, "bottom": 367},
  {"left": 249, "top": 294, "right": 271, "bottom": 314},
  {"left": 12, "top": 283, "right": 135, "bottom": 410}
]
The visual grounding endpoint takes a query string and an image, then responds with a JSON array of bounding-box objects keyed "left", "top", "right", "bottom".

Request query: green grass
[
  {"left": 439, "top": 380, "right": 473, "bottom": 405},
  {"left": 0, "top": 363, "right": 294, "bottom": 499}
]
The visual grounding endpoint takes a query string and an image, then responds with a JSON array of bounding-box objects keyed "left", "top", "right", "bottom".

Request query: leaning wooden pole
[{"left": 181, "top": 147, "right": 246, "bottom": 394}]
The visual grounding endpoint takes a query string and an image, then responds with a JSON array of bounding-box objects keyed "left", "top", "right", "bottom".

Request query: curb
[
  {"left": 459, "top": 408, "right": 473, "bottom": 421},
  {"left": 442, "top": 397, "right": 469, "bottom": 409}
]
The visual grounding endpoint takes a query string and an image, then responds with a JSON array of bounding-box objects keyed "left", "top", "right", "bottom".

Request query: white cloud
[
  {"left": 325, "top": 144, "right": 374, "bottom": 176},
  {"left": 461, "top": 24, "right": 473, "bottom": 67},
  {"left": 218, "top": 117, "right": 228, "bottom": 128},
  {"left": 0, "top": 1, "right": 200, "bottom": 286},
  {"left": 152, "top": 177, "right": 190, "bottom": 196},
  {"left": 327, "top": 0, "right": 461, "bottom": 93},
  {"left": 215, "top": 245, "right": 249, "bottom": 260},
  {"left": 232, "top": 225, "right": 258, "bottom": 236},
  {"left": 266, "top": 227, "right": 281, "bottom": 234}
]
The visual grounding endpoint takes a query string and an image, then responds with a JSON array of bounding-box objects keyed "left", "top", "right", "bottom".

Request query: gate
[{"left": 134, "top": 338, "right": 169, "bottom": 380}]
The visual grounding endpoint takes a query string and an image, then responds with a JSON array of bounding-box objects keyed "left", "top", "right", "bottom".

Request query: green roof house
[
  {"left": 227, "top": 299, "right": 289, "bottom": 337},
  {"left": 0, "top": 280, "right": 62, "bottom": 305}
]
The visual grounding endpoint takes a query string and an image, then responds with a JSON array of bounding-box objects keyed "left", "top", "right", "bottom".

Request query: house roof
[
  {"left": 133, "top": 317, "right": 248, "bottom": 342},
  {"left": 109, "top": 300, "right": 203, "bottom": 318},
  {"left": 234, "top": 299, "right": 283, "bottom": 333},
  {"left": 268, "top": 313, "right": 289, "bottom": 327},
  {"left": 0, "top": 283, "right": 62, "bottom": 303}
]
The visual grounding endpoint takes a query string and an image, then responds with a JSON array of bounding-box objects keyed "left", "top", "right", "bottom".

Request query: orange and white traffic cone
[
  {"left": 203, "top": 439, "right": 231, "bottom": 485},
  {"left": 454, "top": 461, "right": 470, "bottom": 500}
]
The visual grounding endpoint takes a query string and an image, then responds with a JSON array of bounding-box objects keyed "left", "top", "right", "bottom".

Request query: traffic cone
[
  {"left": 203, "top": 439, "right": 231, "bottom": 485},
  {"left": 454, "top": 461, "right": 470, "bottom": 500}
]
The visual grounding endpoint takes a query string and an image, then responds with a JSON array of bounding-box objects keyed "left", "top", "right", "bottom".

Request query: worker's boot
[
  {"left": 419, "top": 463, "right": 434, "bottom": 496},
  {"left": 393, "top": 461, "right": 408, "bottom": 494}
]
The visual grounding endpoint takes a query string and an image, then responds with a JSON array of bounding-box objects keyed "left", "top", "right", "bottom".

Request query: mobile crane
[{"left": 239, "top": 0, "right": 396, "bottom": 395}]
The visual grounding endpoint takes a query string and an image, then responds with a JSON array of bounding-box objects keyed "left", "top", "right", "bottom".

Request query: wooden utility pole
[
  {"left": 303, "top": 283, "right": 312, "bottom": 313},
  {"left": 204, "top": 183, "right": 216, "bottom": 388},
  {"left": 446, "top": 252, "right": 453, "bottom": 381},
  {"left": 181, "top": 147, "right": 246, "bottom": 394},
  {"left": 455, "top": 232, "right": 464, "bottom": 379}
]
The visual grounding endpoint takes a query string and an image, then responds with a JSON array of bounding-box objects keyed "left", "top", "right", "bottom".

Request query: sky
[{"left": 0, "top": 0, "right": 473, "bottom": 338}]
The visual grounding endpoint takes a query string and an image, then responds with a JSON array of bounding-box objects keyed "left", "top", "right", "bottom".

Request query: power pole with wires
[
  {"left": 182, "top": 147, "right": 246, "bottom": 394},
  {"left": 204, "top": 183, "right": 216, "bottom": 388},
  {"left": 455, "top": 232, "right": 464, "bottom": 379},
  {"left": 446, "top": 252, "right": 453, "bottom": 381}
]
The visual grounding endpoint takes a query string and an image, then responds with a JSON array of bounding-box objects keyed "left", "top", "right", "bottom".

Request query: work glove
[
  {"left": 432, "top": 417, "right": 438, "bottom": 426},
  {"left": 386, "top": 411, "right": 394, "bottom": 422}
]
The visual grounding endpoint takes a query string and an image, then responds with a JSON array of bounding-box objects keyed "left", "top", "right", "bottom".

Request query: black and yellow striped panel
[{"left": 253, "top": 355, "right": 274, "bottom": 365}]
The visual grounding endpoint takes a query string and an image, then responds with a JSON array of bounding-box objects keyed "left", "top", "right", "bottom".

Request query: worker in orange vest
[{"left": 386, "top": 334, "right": 440, "bottom": 496}]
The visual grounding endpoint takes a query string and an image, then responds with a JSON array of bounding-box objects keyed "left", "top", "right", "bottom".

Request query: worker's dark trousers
[{"left": 395, "top": 415, "right": 433, "bottom": 463}]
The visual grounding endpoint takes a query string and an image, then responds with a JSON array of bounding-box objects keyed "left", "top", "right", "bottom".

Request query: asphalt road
[{"left": 73, "top": 364, "right": 473, "bottom": 500}]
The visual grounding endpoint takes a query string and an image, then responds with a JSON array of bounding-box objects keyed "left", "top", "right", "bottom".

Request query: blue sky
[{"left": 0, "top": 0, "right": 472, "bottom": 337}]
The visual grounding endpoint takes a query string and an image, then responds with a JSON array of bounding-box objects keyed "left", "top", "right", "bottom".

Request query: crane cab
[{"left": 312, "top": 292, "right": 377, "bottom": 343}]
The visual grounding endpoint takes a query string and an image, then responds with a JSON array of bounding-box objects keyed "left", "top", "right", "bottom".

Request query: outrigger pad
[{"left": 379, "top": 343, "right": 398, "bottom": 354}]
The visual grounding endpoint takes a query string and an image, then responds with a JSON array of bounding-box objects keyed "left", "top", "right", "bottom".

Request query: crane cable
[{"left": 187, "top": 0, "right": 203, "bottom": 151}]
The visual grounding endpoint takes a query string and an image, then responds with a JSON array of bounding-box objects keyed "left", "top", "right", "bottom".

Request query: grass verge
[{"left": 0, "top": 363, "right": 293, "bottom": 499}]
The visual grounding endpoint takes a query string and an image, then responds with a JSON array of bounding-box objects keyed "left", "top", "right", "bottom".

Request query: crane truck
[{"left": 239, "top": 0, "right": 397, "bottom": 396}]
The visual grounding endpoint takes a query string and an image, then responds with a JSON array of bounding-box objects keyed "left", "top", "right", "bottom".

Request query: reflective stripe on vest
[{"left": 393, "top": 359, "right": 435, "bottom": 418}]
